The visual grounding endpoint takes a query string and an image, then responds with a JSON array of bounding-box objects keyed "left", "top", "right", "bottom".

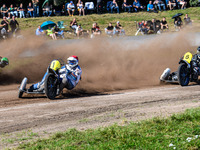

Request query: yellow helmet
[{"left": 50, "top": 60, "right": 61, "bottom": 71}]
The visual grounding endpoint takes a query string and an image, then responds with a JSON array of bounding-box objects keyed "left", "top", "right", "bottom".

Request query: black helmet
[{"left": 197, "top": 46, "right": 200, "bottom": 53}]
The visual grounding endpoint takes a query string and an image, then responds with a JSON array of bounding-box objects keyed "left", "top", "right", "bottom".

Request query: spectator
[
  {"left": 32, "top": 0, "right": 39, "bottom": 17},
  {"left": 9, "top": 16, "right": 19, "bottom": 34},
  {"left": 43, "top": 2, "right": 52, "bottom": 17},
  {"left": 18, "top": 3, "right": 25, "bottom": 18},
  {"left": 54, "top": 25, "right": 64, "bottom": 39},
  {"left": 105, "top": 22, "right": 114, "bottom": 36},
  {"left": 133, "top": 0, "right": 143, "bottom": 12},
  {"left": 177, "top": 0, "right": 187, "bottom": 9},
  {"left": 184, "top": 14, "right": 192, "bottom": 25},
  {"left": 0, "top": 4, "right": 8, "bottom": 18},
  {"left": 77, "top": 0, "right": 85, "bottom": 16},
  {"left": 1, "top": 16, "right": 9, "bottom": 32},
  {"left": 160, "top": 17, "right": 169, "bottom": 31},
  {"left": 174, "top": 16, "right": 182, "bottom": 30},
  {"left": 76, "top": 24, "right": 83, "bottom": 37},
  {"left": 8, "top": 4, "right": 15, "bottom": 19},
  {"left": 70, "top": 18, "right": 78, "bottom": 30},
  {"left": 35, "top": 25, "right": 44, "bottom": 36},
  {"left": 13, "top": 5, "right": 18, "bottom": 18},
  {"left": 123, "top": 0, "right": 132, "bottom": 13},
  {"left": 111, "top": 0, "right": 119, "bottom": 14},
  {"left": 153, "top": 0, "right": 166, "bottom": 11},
  {"left": 147, "top": 1, "right": 155, "bottom": 12},
  {"left": 168, "top": 0, "right": 176, "bottom": 10},
  {"left": 141, "top": 20, "right": 149, "bottom": 34},
  {"left": 97, "top": 0, "right": 102, "bottom": 14},
  {"left": 46, "top": 25, "right": 57, "bottom": 40},
  {"left": 150, "top": 19, "right": 160, "bottom": 33},
  {"left": 114, "top": 21, "right": 125, "bottom": 35},
  {"left": 91, "top": 22, "right": 101, "bottom": 38},
  {"left": 27, "top": 2, "right": 34, "bottom": 18},
  {"left": 67, "top": 1, "right": 75, "bottom": 16}
]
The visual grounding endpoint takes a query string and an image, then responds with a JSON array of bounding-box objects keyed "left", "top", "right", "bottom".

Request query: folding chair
[{"left": 57, "top": 21, "right": 67, "bottom": 29}]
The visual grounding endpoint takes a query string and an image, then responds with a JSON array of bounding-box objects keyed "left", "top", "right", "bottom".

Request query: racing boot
[
  {"left": 28, "top": 85, "right": 34, "bottom": 92},
  {"left": 192, "top": 67, "right": 199, "bottom": 81}
]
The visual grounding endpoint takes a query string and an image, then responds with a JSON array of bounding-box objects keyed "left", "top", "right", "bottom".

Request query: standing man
[
  {"left": 97, "top": 0, "right": 102, "bottom": 14},
  {"left": 1, "top": 16, "right": 9, "bottom": 33},
  {"left": 9, "top": 16, "right": 19, "bottom": 34},
  {"left": 32, "top": 0, "right": 39, "bottom": 17}
]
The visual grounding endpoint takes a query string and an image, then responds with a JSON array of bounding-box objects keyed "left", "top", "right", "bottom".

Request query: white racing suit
[{"left": 29, "top": 64, "right": 82, "bottom": 92}]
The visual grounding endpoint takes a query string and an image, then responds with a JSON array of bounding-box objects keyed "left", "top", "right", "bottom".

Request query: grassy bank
[
  {"left": 17, "top": 107, "right": 200, "bottom": 149},
  {"left": 17, "top": 7, "right": 200, "bottom": 37}
]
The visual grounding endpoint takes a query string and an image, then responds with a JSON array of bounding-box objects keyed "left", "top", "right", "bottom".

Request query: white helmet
[{"left": 67, "top": 55, "right": 78, "bottom": 68}]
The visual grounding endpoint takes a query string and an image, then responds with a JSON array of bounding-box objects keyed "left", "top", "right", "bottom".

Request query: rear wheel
[
  {"left": 178, "top": 63, "right": 190, "bottom": 86},
  {"left": 44, "top": 73, "right": 57, "bottom": 100}
]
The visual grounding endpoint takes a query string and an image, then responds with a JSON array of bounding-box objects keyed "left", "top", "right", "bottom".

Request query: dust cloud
[{"left": 0, "top": 31, "right": 195, "bottom": 93}]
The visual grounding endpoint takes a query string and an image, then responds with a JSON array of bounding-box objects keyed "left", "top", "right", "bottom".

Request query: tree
[{"left": 189, "top": 0, "right": 199, "bottom": 6}]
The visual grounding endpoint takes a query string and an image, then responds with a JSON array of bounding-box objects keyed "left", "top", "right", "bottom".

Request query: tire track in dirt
[{"left": 1, "top": 85, "right": 200, "bottom": 134}]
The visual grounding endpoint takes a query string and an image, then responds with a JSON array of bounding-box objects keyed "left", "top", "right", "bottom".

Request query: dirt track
[
  {"left": 1, "top": 84, "right": 200, "bottom": 148},
  {"left": 1, "top": 32, "right": 200, "bottom": 148}
]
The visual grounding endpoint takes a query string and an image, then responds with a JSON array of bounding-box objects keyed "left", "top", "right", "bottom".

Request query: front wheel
[
  {"left": 18, "top": 77, "right": 27, "bottom": 98},
  {"left": 44, "top": 73, "right": 58, "bottom": 100},
  {"left": 178, "top": 63, "right": 190, "bottom": 86}
]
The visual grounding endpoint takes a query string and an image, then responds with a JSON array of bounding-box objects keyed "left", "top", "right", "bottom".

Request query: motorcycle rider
[
  {"left": 160, "top": 46, "right": 200, "bottom": 81},
  {"left": 0, "top": 56, "right": 9, "bottom": 68},
  {"left": 28, "top": 55, "right": 82, "bottom": 93},
  {"left": 191, "top": 46, "right": 200, "bottom": 80}
]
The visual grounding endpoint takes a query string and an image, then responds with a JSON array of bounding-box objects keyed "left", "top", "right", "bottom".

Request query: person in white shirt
[{"left": 67, "top": 1, "right": 75, "bottom": 16}]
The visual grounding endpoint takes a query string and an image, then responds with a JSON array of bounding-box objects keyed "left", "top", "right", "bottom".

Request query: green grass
[
  {"left": 17, "top": 107, "right": 200, "bottom": 149},
  {"left": 17, "top": 7, "right": 200, "bottom": 37}
]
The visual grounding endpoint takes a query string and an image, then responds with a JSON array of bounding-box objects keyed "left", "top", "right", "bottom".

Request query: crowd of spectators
[
  {"left": 0, "top": 11, "right": 193, "bottom": 40},
  {"left": 0, "top": 0, "right": 191, "bottom": 19},
  {"left": 0, "top": 0, "right": 194, "bottom": 40},
  {"left": 135, "top": 13, "right": 192, "bottom": 35}
]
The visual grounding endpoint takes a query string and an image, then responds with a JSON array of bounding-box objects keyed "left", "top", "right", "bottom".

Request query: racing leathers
[
  {"left": 29, "top": 64, "right": 82, "bottom": 92},
  {"left": 191, "top": 53, "right": 200, "bottom": 80}
]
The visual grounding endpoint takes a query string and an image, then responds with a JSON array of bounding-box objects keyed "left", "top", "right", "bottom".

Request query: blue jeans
[
  {"left": 19, "top": 11, "right": 25, "bottom": 18},
  {"left": 113, "top": 28, "right": 125, "bottom": 35},
  {"left": 33, "top": 6, "right": 39, "bottom": 17},
  {"left": 27, "top": 11, "right": 33, "bottom": 17},
  {"left": 157, "top": 4, "right": 166, "bottom": 11},
  {"left": 11, "top": 11, "right": 18, "bottom": 17},
  {"left": 43, "top": 11, "right": 52, "bottom": 16},
  {"left": 56, "top": 30, "right": 64, "bottom": 38},
  {"left": 111, "top": 6, "right": 119, "bottom": 13},
  {"left": 1, "top": 13, "right": 7, "bottom": 17},
  {"left": 124, "top": 6, "right": 131, "bottom": 12}
]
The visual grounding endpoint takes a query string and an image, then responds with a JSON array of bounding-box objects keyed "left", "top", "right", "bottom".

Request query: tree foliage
[{"left": 189, "top": 0, "right": 199, "bottom": 6}]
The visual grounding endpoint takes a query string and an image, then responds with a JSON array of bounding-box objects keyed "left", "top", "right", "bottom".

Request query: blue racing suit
[{"left": 29, "top": 64, "right": 82, "bottom": 92}]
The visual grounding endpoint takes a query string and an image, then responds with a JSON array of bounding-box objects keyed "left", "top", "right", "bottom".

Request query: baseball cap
[
  {"left": 117, "top": 21, "right": 120, "bottom": 24},
  {"left": 70, "top": 1, "right": 73, "bottom": 3}
]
